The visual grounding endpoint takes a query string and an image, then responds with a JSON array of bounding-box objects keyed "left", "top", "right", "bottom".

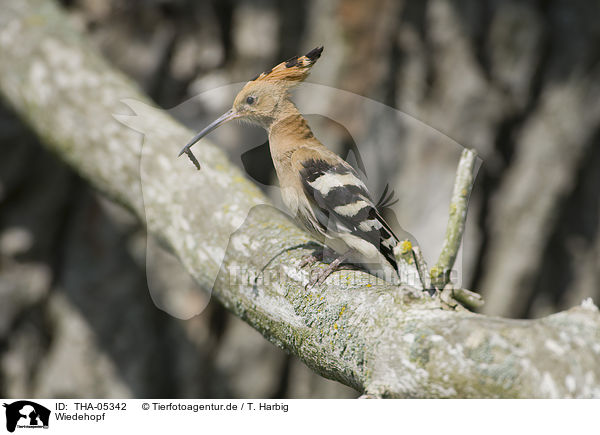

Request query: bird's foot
[
  {"left": 299, "top": 252, "right": 322, "bottom": 268},
  {"left": 305, "top": 251, "right": 352, "bottom": 289},
  {"left": 306, "top": 259, "right": 342, "bottom": 289}
]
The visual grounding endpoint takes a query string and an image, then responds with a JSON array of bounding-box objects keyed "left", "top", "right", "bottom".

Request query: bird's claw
[{"left": 305, "top": 267, "right": 334, "bottom": 290}]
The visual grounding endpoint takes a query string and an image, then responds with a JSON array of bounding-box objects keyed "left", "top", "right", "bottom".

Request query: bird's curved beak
[{"left": 178, "top": 108, "right": 240, "bottom": 169}]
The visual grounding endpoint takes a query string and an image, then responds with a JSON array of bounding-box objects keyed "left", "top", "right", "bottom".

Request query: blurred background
[{"left": 1, "top": 0, "right": 599, "bottom": 398}]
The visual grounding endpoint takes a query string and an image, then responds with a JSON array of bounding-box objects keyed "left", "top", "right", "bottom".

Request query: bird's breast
[{"left": 280, "top": 185, "right": 300, "bottom": 215}]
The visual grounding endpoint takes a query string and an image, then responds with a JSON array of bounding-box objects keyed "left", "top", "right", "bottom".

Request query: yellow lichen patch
[
  {"left": 400, "top": 239, "right": 413, "bottom": 254},
  {"left": 396, "top": 239, "right": 415, "bottom": 265},
  {"left": 339, "top": 306, "right": 346, "bottom": 317},
  {"left": 366, "top": 283, "right": 372, "bottom": 287},
  {"left": 334, "top": 323, "right": 338, "bottom": 330}
]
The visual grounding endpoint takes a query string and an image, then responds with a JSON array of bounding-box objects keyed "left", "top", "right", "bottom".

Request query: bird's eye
[{"left": 246, "top": 96, "right": 256, "bottom": 105}]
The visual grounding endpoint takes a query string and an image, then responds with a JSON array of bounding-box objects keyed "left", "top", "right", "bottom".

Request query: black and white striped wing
[{"left": 298, "top": 158, "right": 399, "bottom": 269}]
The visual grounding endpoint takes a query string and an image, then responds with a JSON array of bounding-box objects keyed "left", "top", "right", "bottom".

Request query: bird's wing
[{"left": 291, "top": 148, "right": 399, "bottom": 269}]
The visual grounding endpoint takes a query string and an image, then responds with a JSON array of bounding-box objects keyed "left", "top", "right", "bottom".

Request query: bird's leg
[
  {"left": 307, "top": 250, "right": 353, "bottom": 289},
  {"left": 299, "top": 244, "right": 333, "bottom": 268},
  {"left": 300, "top": 246, "right": 354, "bottom": 270}
]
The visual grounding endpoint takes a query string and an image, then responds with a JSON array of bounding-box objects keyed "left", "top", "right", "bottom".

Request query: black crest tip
[{"left": 305, "top": 46, "right": 323, "bottom": 61}]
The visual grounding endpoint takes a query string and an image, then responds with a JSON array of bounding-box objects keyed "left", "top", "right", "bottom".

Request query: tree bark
[{"left": 1, "top": 0, "right": 599, "bottom": 398}]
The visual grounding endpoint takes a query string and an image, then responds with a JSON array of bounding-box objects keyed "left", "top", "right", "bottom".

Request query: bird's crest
[{"left": 249, "top": 46, "right": 323, "bottom": 89}]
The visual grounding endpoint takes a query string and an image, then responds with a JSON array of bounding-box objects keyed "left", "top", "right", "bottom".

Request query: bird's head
[{"left": 179, "top": 46, "right": 323, "bottom": 168}]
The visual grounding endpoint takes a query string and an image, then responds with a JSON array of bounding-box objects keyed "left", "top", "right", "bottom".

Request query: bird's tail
[{"left": 375, "top": 184, "right": 399, "bottom": 211}]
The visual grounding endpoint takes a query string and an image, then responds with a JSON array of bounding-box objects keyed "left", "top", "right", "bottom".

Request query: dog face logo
[{"left": 3, "top": 401, "right": 50, "bottom": 433}]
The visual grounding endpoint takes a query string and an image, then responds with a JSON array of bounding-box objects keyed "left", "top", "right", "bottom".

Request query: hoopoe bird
[{"left": 179, "top": 46, "right": 401, "bottom": 286}]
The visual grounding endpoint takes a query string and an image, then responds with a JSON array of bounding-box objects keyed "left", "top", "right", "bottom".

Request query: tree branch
[
  {"left": 430, "top": 149, "right": 477, "bottom": 289},
  {"left": 1, "top": 0, "right": 599, "bottom": 398}
]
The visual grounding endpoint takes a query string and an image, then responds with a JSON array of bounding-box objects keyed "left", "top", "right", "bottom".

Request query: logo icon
[{"left": 3, "top": 401, "right": 50, "bottom": 433}]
